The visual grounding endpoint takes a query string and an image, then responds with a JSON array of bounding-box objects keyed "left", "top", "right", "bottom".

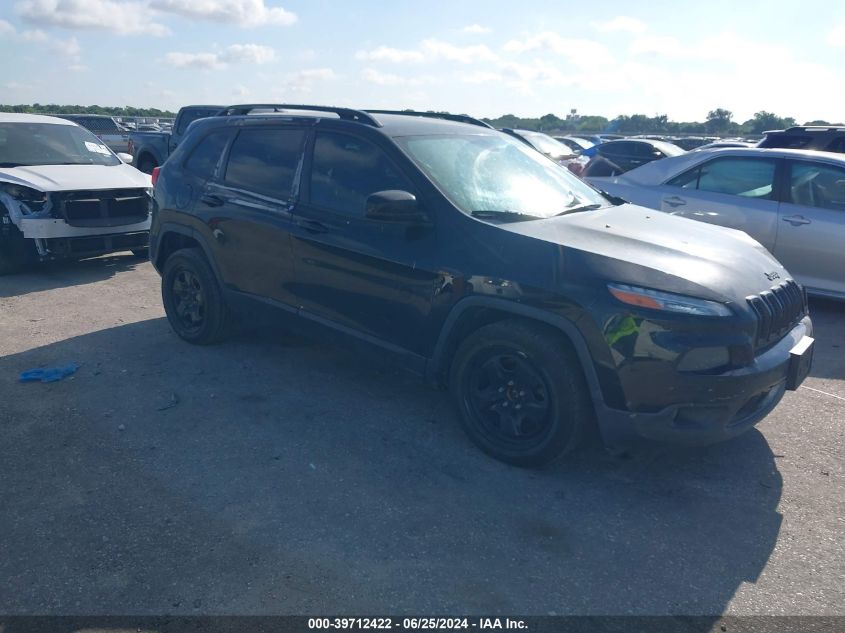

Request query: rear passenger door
[
  {"left": 289, "top": 128, "right": 441, "bottom": 357},
  {"left": 773, "top": 160, "right": 845, "bottom": 296},
  {"left": 198, "top": 124, "right": 307, "bottom": 307},
  {"left": 658, "top": 156, "right": 781, "bottom": 250}
]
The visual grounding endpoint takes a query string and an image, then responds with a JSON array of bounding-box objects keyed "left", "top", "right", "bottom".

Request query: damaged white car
[{"left": 0, "top": 113, "right": 152, "bottom": 274}]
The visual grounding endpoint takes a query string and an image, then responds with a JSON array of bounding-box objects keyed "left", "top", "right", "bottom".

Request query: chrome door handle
[
  {"left": 664, "top": 196, "right": 686, "bottom": 207},
  {"left": 782, "top": 215, "right": 811, "bottom": 226}
]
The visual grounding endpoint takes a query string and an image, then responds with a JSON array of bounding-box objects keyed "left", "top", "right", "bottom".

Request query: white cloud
[
  {"left": 284, "top": 67, "right": 336, "bottom": 92},
  {"left": 165, "top": 51, "right": 222, "bottom": 69},
  {"left": 629, "top": 35, "right": 684, "bottom": 56},
  {"left": 592, "top": 16, "right": 647, "bottom": 33},
  {"left": 357, "top": 39, "right": 497, "bottom": 65},
  {"left": 164, "top": 43, "right": 275, "bottom": 69},
  {"left": 0, "top": 19, "right": 15, "bottom": 35},
  {"left": 503, "top": 32, "right": 613, "bottom": 69},
  {"left": 355, "top": 46, "right": 425, "bottom": 63},
  {"left": 221, "top": 43, "right": 275, "bottom": 64},
  {"left": 149, "top": 0, "right": 296, "bottom": 27},
  {"left": 828, "top": 24, "right": 845, "bottom": 46},
  {"left": 361, "top": 68, "right": 424, "bottom": 86},
  {"left": 463, "top": 24, "right": 491, "bottom": 34},
  {"left": 421, "top": 38, "right": 498, "bottom": 63},
  {"left": 52, "top": 35, "right": 81, "bottom": 57},
  {"left": 21, "top": 28, "right": 47, "bottom": 41},
  {"left": 232, "top": 84, "right": 250, "bottom": 98},
  {"left": 16, "top": 0, "right": 171, "bottom": 36}
]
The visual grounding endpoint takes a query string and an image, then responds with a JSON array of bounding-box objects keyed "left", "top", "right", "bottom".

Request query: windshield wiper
[
  {"left": 555, "top": 203, "right": 603, "bottom": 216},
  {"left": 0, "top": 162, "right": 27, "bottom": 168},
  {"left": 597, "top": 190, "right": 627, "bottom": 205},
  {"left": 471, "top": 210, "right": 544, "bottom": 222}
]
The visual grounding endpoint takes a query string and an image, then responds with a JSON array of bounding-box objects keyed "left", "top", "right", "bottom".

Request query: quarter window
[
  {"left": 224, "top": 128, "right": 306, "bottom": 199},
  {"left": 667, "top": 158, "right": 776, "bottom": 199},
  {"left": 824, "top": 137, "right": 845, "bottom": 154},
  {"left": 788, "top": 162, "right": 845, "bottom": 211},
  {"left": 184, "top": 131, "right": 229, "bottom": 179},
  {"left": 309, "top": 132, "right": 412, "bottom": 216}
]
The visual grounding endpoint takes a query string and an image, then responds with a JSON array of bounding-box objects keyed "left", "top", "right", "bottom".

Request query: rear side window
[
  {"left": 309, "top": 132, "right": 412, "bottom": 216},
  {"left": 758, "top": 134, "right": 811, "bottom": 149},
  {"left": 788, "top": 161, "right": 845, "bottom": 211},
  {"left": 825, "top": 137, "right": 845, "bottom": 153},
  {"left": 600, "top": 142, "right": 635, "bottom": 157},
  {"left": 184, "top": 130, "right": 229, "bottom": 179},
  {"left": 224, "top": 128, "right": 306, "bottom": 199},
  {"left": 667, "top": 157, "right": 776, "bottom": 199},
  {"left": 176, "top": 109, "right": 220, "bottom": 135},
  {"left": 78, "top": 117, "right": 119, "bottom": 134}
]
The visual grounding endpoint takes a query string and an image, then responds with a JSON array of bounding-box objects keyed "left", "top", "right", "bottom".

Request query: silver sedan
[{"left": 587, "top": 147, "right": 845, "bottom": 300}]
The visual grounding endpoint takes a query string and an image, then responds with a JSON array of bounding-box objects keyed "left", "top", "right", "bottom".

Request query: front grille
[
  {"left": 58, "top": 189, "right": 150, "bottom": 227},
  {"left": 746, "top": 279, "right": 806, "bottom": 349}
]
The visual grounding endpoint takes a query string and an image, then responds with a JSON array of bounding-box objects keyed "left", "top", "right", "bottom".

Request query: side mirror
[
  {"left": 365, "top": 190, "right": 428, "bottom": 224},
  {"left": 116, "top": 152, "right": 133, "bottom": 164}
]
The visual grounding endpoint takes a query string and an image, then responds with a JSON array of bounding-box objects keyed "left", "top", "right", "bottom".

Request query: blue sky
[{"left": 2, "top": 0, "right": 845, "bottom": 122}]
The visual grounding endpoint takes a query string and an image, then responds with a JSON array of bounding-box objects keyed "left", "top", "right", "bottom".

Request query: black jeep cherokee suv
[{"left": 150, "top": 104, "right": 814, "bottom": 467}]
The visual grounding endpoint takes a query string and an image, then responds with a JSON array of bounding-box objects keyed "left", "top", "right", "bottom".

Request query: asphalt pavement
[{"left": 0, "top": 255, "right": 842, "bottom": 617}]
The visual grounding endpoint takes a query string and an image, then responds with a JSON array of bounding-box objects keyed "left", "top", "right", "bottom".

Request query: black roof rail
[
  {"left": 365, "top": 109, "right": 494, "bottom": 129},
  {"left": 782, "top": 125, "right": 845, "bottom": 132},
  {"left": 216, "top": 104, "right": 382, "bottom": 127}
]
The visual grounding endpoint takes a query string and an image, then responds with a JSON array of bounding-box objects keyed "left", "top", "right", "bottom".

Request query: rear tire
[
  {"left": 0, "top": 228, "right": 37, "bottom": 275},
  {"left": 161, "top": 247, "right": 230, "bottom": 344},
  {"left": 137, "top": 156, "right": 157, "bottom": 175},
  {"left": 449, "top": 319, "right": 592, "bottom": 467}
]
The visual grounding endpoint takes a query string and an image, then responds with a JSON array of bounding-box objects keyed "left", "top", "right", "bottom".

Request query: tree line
[
  {"left": 483, "top": 109, "right": 842, "bottom": 136},
  {"left": 2, "top": 104, "right": 841, "bottom": 136},
  {"left": 0, "top": 104, "right": 177, "bottom": 118}
]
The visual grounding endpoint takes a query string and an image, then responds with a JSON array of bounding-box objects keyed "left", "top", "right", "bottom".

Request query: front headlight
[
  {"left": 0, "top": 183, "right": 48, "bottom": 214},
  {"left": 608, "top": 283, "right": 732, "bottom": 317}
]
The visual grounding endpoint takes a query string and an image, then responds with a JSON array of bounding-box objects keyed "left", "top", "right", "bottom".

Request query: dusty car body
[
  {"left": 150, "top": 106, "right": 814, "bottom": 466},
  {"left": 0, "top": 113, "right": 152, "bottom": 273}
]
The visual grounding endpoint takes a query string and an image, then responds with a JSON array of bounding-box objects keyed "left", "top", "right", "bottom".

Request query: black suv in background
[
  {"left": 582, "top": 139, "right": 686, "bottom": 177},
  {"left": 150, "top": 104, "right": 814, "bottom": 467},
  {"left": 758, "top": 126, "right": 845, "bottom": 153}
]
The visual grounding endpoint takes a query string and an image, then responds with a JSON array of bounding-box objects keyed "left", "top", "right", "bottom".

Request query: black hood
[{"left": 501, "top": 204, "right": 790, "bottom": 304}]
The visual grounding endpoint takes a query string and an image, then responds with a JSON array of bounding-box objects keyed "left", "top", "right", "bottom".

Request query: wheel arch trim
[{"left": 426, "top": 296, "right": 607, "bottom": 409}]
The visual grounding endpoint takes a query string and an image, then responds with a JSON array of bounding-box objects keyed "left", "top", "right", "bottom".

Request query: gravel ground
[{"left": 0, "top": 254, "right": 842, "bottom": 616}]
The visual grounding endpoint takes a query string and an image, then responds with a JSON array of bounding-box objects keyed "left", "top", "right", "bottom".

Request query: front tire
[
  {"left": 450, "top": 319, "right": 592, "bottom": 467},
  {"left": 161, "top": 248, "right": 230, "bottom": 344}
]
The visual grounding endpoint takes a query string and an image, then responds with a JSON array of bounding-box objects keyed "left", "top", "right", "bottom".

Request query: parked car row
[{"left": 0, "top": 105, "right": 826, "bottom": 470}]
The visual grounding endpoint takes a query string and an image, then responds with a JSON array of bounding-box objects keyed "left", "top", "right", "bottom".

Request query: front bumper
[
  {"left": 39, "top": 231, "right": 149, "bottom": 259},
  {"left": 597, "top": 316, "right": 812, "bottom": 446}
]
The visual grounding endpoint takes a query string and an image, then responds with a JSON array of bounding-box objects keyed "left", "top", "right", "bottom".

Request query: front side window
[
  {"left": 224, "top": 128, "right": 306, "bottom": 199},
  {"left": 396, "top": 132, "right": 607, "bottom": 219},
  {"left": 788, "top": 161, "right": 845, "bottom": 211},
  {"left": 0, "top": 122, "right": 120, "bottom": 167},
  {"left": 310, "top": 132, "right": 412, "bottom": 216},
  {"left": 667, "top": 158, "right": 776, "bottom": 199},
  {"left": 184, "top": 130, "right": 229, "bottom": 179}
]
